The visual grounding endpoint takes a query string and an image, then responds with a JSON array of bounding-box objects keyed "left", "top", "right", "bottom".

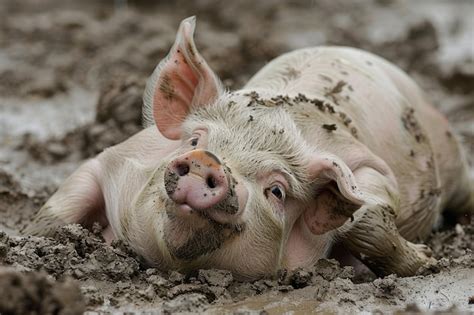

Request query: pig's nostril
[
  {"left": 206, "top": 176, "right": 217, "bottom": 189},
  {"left": 176, "top": 163, "right": 190, "bottom": 176}
]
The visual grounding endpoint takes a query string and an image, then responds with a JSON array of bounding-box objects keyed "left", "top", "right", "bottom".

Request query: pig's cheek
[{"left": 235, "top": 182, "right": 249, "bottom": 214}]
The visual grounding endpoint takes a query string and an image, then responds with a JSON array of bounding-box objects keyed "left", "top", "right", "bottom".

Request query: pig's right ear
[
  {"left": 143, "top": 16, "right": 223, "bottom": 140},
  {"left": 303, "top": 153, "right": 366, "bottom": 235}
]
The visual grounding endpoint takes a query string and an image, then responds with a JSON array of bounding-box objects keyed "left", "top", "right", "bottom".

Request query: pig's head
[{"left": 129, "top": 17, "right": 365, "bottom": 279}]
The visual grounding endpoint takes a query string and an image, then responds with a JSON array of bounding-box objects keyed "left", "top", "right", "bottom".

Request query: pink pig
[{"left": 27, "top": 17, "right": 473, "bottom": 279}]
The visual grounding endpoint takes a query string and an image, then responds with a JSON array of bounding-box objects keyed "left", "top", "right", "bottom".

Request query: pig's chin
[{"left": 163, "top": 204, "right": 244, "bottom": 261}]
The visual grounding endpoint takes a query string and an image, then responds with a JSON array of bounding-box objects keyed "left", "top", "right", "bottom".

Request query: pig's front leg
[
  {"left": 336, "top": 167, "right": 435, "bottom": 277},
  {"left": 23, "top": 158, "right": 107, "bottom": 239}
]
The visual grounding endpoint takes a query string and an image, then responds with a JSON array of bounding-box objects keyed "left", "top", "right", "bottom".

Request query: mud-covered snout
[{"left": 164, "top": 149, "right": 246, "bottom": 224}]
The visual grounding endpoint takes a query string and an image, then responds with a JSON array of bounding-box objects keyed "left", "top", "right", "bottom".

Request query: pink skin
[
  {"left": 166, "top": 147, "right": 248, "bottom": 225},
  {"left": 28, "top": 17, "right": 471, "bottom": 279},
  {"left": 168, "top": 150, "right": 229, "bottom": 210}
]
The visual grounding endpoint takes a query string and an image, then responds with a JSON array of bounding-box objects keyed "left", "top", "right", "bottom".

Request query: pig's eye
[
  {"left": 266, "top": 184, "right": 286, "bottom": 201},
  {"left": 190, "top": 138, "right": 199, "bottom": 146}
]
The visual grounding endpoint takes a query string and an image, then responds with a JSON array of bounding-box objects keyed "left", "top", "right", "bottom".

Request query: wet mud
[{"left": 0, "top": 0, "right": 473, "bottom": 314}]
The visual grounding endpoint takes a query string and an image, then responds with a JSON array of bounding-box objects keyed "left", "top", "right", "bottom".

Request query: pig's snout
[{"left": 165, "top": 150, "right": 229, "bottom": 212}]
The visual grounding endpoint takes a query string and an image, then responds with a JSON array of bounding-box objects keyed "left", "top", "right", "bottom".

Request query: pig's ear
[
  {"left": 143, "top": 16, "right": 223, "bottom": 139},
  {"left": 303, "top": 153, "right": 365, "bottom": 235}
]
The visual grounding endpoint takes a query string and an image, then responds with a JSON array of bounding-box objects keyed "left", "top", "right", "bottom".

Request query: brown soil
[{"left": 0, "top": 0, "right": 473, "bottom": 314}]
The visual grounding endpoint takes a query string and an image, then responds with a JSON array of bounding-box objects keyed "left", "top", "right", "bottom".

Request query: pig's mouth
[
  {"left": 163, "top": 203, "right": 245, "bottom": 261},
  {"left": 165, "top": 200, "right": 244, "bottom": 234},
  {"left": 172, "top": 199, "right": 240, "bottom": 224}
]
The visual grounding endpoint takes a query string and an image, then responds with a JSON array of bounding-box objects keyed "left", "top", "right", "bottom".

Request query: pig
[{"left": 25, "top": 17, "right": 473, "bottom": 279}]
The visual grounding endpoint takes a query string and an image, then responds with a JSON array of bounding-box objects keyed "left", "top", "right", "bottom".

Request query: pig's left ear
[
  {"left": 143, "top": 16, "right": 223, "bottom": 139},
  {"left": 303, "top": 153, "right": 365, "bottom": 235}
]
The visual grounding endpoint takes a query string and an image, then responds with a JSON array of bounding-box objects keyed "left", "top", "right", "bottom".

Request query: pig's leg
[
  {"left": 23, "top": 158, "right": 106, "bottom": 237},
  {"left": 337, "top": 167, "right": 435, "bottom": 277}
]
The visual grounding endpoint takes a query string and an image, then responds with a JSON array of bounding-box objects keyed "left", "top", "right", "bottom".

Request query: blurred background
[{"left": 0, "top": 0, "right": 473, "bottom": 230}]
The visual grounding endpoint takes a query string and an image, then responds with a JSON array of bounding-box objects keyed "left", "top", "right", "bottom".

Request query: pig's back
[{"left": 246, "top": 47, "right": 456, "bottom": 239}]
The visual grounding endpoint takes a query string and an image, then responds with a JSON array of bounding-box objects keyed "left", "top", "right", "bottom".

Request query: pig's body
[
  {"left": 244, "top": 47, "right": 472, "bottom": 240},
  {"left": 27, "top": 18, "right": 473, "bottom": 279}
]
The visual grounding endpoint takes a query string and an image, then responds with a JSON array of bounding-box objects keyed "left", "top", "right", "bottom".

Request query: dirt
[
  {"left": 0, "top": 266, "right": 85, "bottom": 315},
  {"left": 0, "top": 0, "right": 473, "bottom": 314}
]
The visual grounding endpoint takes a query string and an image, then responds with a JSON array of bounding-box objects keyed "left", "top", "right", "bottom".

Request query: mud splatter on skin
[
  {"left": 326, "top": 103, "right": 336, "bottom": 113},
  {"left": 163, "top": 154, "right": 239, "bottom": 216},
  {"left": 325, "top": 80, "right": 347, "bottom": 105},
  {"left": 325, "top": 185, "right": 362, "bottom": 218},
  {"left": 164, "top": 222, "right": 229, "bottom": 261},
  {"left": 243, "top": 92, "right": 360, "bottom": 139},
  {"left": 429, "top": 187, "right": 442, "bottom": 197},
  {"left": 213, "top": 167, "right": 240, "bottom": 215},
  {"left": 401, "top": 107, "right": 426, "bottom": 143},
  {"left": 311, "top": 98, "right": 325, "bottom": 111},
  {"left": 163, "top": 198, "right": 244, "bottom": 262},
  {"left": 322, "top": 124, "right": 337, "bottom": 132},
  {"left": 245, "top": 92, "right": 266, "bottom": 108},
  {"left": 164, "top": 169, "right": 180, "bottom": 197},
  {"left": 187, "top": 42, "right": 196, "bottom": 57},
  {"left": 350, "top": 127, "right": 359, "bottom": 139},
  {"left": 283, "top": 67, "right": 301, "bottom": 79},
  {"left": 339, "top": 112, "right": 352, "bottom": 126},
  {"left": 319, "top": 74, "right": 334, "bottom": 83},
  {"left": 159, "top": 74, "right": 175, "bottom": 101}
]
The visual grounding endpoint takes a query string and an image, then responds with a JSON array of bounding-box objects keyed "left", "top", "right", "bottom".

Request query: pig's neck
[{"left": 283, "top": 215, "right": 333, "bottom": 269}]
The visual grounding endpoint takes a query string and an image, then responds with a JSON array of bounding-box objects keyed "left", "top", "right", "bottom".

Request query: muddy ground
[{"left": 0, "top": 0, "right": 473, "bottom": 314}]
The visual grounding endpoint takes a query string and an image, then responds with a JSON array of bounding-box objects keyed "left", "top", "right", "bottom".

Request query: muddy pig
[{"left": 26, "top": 17, "right": 473, "bottom": 279}]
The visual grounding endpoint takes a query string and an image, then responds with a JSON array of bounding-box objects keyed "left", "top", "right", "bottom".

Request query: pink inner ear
[
  {"left": 304, "top": 191, "right": 350, "bottom": 235},
  {"left": 168, "top": 49, "right": 200, "bottom": 103},
  {"left": 147, "top": 17, "right": 222, "bottom": 140},
  {"left": 153, "top": 49, "right": 200, "bottom": 140},
  {"left": 307, "top": 153, "right": 365, "bottom": 206}
]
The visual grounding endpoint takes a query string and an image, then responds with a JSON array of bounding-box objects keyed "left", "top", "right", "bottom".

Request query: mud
[
  {"left": 0, "top": 0, "right": 473, "bottom": 314},
  {"left": 0, "top": 267, "right": 85, "bottom": 315}
]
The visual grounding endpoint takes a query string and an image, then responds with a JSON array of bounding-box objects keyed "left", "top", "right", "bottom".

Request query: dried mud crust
[
  {"left": 0, "top": 225, "right": 341, "bottom": 311},
  {"left": 0, "top": 221, "right": 473, "bottom": 313},
  {"left": 0, "top": 0, "right": 473, "bottom": 313},
  {"left": 0, "top": 267, "right": 85, "bottom": 315}
]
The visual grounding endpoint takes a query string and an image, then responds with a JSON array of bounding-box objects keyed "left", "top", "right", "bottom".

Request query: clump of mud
[
  {"left": 0, "top": 224, "right": 354, "bottom": 311},
  {"left": 1, "top": 220, "right": 473, "bottom": 313},
  {"left": 428, "top": 222, "right": 474, "bottom": 260},
  {"left": 0, "top": 267, "right": 85, "bottom": 315}
]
